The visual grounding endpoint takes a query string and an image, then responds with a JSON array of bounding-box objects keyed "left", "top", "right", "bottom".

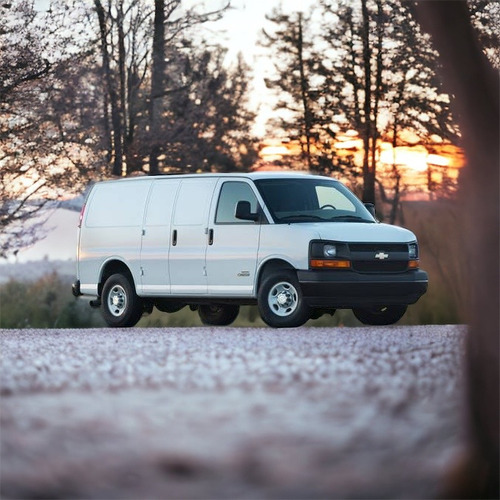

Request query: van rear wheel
[
  {"left": 101, "top": 273, "right": 143, "bottom": 327},
  {"left": 258, "top": 270, "right": 310, "bottom": 328},
  {"left": 352, "top": 305, "right": 407, "bottom": 325},
  {"left": 198, "top": 304, "right": 240, "bottom": 326}
]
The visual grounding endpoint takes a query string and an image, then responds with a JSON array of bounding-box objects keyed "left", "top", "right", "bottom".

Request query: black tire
[
  {"left": 352, "top": 305, "right": 407, "bottom": 326},
  {"left": 258, "top": 270, "right": 310, "bottom": 328},
  {"left": 101, "top": 273, "right": 144, "bottom": 327},
  {"left": 198, "top": 304, "right": 240, "bottom": 326}
]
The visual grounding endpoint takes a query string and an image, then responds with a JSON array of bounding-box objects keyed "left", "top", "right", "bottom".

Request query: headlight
[
  {"left": 310, "top": 241, "right": 351, "bottom": 269},
  {"left": 408, "top": 243, "right": 418, "bottom": 259},
  {"left": 323, "top": 244, "right": 337, "bottom": 258}
]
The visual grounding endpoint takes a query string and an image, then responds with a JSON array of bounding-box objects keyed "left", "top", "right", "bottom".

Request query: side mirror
[
  {"left": 364, "top": 202, "right": 376, "bottom": 218},
  {"left": 235, "top": 200, "right": 259, "bottom": 222}
]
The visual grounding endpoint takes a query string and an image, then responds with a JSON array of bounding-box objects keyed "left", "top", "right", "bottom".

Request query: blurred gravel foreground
[{"left": 1, "top": 326, "right": 466, "bottom": 499}]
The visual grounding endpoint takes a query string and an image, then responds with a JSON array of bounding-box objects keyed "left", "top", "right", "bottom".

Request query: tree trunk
[
  {"left": 117, "top": 1, "right": 129, "bottom": 174},
  {"left": 370, "top": 0, "right": 384, "bottom": 203},
  {"left": 102, "top": 75, "right": 112, "bottom": 164},
  {"left": 361, "top": 0, "right": 374, "bottom": 203},
  {"left": 297, "top": 13, "right": 312, "bottom": 170},
  {"left": 149, "top": 0, "right": 166, "bottom": 176},
  {"left": 388, "top": 119, "right": 401, "bottom": 225},
  {"left": 94, "top": 0, "right": 123, "bottom": 177},
  {"left": 413, "top": 2, "right": 499, "bottom": 497}
]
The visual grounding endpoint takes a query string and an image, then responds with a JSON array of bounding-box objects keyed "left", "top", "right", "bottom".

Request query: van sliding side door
[
  {"left": 169, "top": 178, "right": 217, "bottom": 295},
  {"left": 140, "top": 179, "right": 180, "bottom": 295}
]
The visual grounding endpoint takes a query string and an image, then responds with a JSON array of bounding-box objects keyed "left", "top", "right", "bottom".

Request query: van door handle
[
  {"left": 208, "top": 228, "right": 214, "bottom": 245},
  {"left": 172, "top": 229, "right": 177, "bottom": 246}
]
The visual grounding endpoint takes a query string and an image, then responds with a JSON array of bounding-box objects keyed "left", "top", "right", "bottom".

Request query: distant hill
[{"left": 0, "top": 259, "right": 75, "bottom": 284}]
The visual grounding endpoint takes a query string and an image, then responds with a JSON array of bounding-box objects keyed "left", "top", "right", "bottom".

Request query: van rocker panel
[{"left": 296, "top": 269, "right": 428, "bottom": 308}]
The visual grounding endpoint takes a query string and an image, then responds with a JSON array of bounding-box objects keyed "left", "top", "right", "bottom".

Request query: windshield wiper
[
  {"left": 278, "top": 214, "right": 325, "bottom": 222},
  {"left": 329, "top": 215, "right": 375, "bottom": 223}
]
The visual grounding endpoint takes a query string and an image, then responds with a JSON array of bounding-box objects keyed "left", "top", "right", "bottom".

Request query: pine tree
[
  {"left": 318, "top": 0, "right": 457, "bottom": 205},
  {"left": 152, "top": 44, "right": 257, "bottom": 173},
  {"left": 262, "top": 0, "right": 461, "bottom": 209},
  {"left": 261, "top": 8, "right": 319, "bottom": 170}
]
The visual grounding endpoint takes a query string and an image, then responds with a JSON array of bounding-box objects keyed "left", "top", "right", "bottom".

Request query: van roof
[{"left": 97, "top": 171, "right": 341, "bottom": 183}]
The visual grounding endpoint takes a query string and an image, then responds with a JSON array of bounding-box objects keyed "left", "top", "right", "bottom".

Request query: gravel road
[{"left": 1, "top": 325, "right": 466, "bottom": 499}]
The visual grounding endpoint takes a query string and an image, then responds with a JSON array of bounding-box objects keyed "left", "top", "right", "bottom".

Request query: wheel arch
[
  {"left": 256, "top": 258, "right": 296, "bottom": 292},
  {"left": 98, "top": 259, "right": 134, "bottom": 296}
]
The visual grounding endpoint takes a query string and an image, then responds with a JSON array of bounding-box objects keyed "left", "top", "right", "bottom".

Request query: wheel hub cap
[
  {"left": 108, "top": 285, "right": 127, "bottom": 317},
  {"left": 268, "top": 282, "right": 298, "bottom": 317},
  {"left": 277, "top": 291, "right": 292, "bottom": 306}
]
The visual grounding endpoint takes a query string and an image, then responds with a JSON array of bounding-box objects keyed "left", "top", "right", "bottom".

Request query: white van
[{"left": 72, "top": 173, "right": 428, "bottom": 327}]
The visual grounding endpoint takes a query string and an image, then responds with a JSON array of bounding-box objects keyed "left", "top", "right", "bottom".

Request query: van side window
[{"left": 215, "top": 182, "right": 258, "bottom": 224}]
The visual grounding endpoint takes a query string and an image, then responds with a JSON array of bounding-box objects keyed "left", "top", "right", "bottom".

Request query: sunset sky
[
  {"left": 30, "top": 0, "right": 463, "bottom": 179},
  {"left": 195, "top": 0, "right": 464, "bottom": 176},
  {"left": 187, "top": 0, "right": 315, "bottom": 136}
]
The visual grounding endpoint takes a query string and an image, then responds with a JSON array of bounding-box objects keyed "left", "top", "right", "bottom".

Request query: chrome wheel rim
[
  {"left": 268, "top": 281, "right": 298, "bottom": 317},
  {"left": 108, "top": 284, "right": 127, "bottom": 317}
]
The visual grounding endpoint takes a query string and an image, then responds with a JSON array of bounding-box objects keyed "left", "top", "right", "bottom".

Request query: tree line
[
  {"left": 0, "top": 0, "right": 498, "bottom": 257},
  {"left": 261, "top": 0, "right": 498, "bottom": 211},
  {"left": 0, "top": 0, "right": 256, "bottom": 257}
]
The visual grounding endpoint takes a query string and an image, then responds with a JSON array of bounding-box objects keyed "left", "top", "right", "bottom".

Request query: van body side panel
[
  {"left": 257, "top": 225, "right": 318, "bottom": 272},
  {"left": 169, "top": 178, "right": 217, "bottom": 295},
  {"left": 206, "top": 226, "right": 261, "bottom": 295},
  {"left": 139, "top": 179, "right": 180, "bottom": 295},
  {"left": 206, "top": 179, "right": 261, "bottom": 296},
  {"left": 78, "top": 180, "right": 151, "bottom": 293}
]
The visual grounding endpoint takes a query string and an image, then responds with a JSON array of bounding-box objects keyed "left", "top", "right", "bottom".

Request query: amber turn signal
[
  {"left": 310, "top": 259, "right": 351, "bottom": 269},
  {"left": 408, "top": 260, "right": 419, "bottom": 269}
]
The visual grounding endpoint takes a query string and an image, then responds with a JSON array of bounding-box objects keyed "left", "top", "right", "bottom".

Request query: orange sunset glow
[{"left": 256, "top": 131, "right": 465, "bottom": 200}]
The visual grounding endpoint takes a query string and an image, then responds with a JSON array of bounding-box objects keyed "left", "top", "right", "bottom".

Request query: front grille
[
  {"left": 348, "top": 243, "right": 410, "bottom": 274},
  {"left": 348, "top": 243, "right": 408, "bottom": 253},
  {"left": 352, "top": 260, "right": 409, "bottom": 273}
]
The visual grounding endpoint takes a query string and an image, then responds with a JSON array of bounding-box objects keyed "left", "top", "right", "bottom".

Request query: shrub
[{"left": 0, "top": 272, "right": 104, "bottom": 328}]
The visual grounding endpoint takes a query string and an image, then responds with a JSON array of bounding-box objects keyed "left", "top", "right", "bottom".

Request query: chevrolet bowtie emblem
[{"left": 375, "top": 252, "right": 389, "bottom": 260}]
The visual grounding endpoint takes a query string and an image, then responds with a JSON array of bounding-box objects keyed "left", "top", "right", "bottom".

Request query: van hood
[{"left": 302, "top": 222, "right": 416, "bottom": 243}]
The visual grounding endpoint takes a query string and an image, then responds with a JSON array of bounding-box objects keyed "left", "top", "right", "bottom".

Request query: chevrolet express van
[{"left": 72, "top": 173, "right": 428, "bottom": 327}]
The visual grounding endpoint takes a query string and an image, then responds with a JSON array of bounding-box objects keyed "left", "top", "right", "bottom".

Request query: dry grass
[{"left": 397, "top": 200, "right": 467, "bottom": 325}]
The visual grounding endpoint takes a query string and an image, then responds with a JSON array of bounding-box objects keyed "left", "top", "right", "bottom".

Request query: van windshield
[{"left": 254, "top": 178, "right": 375, "bottom": 224}]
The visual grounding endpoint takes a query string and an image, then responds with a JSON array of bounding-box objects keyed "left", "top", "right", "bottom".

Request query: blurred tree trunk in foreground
[{"left": 413, "top": 1, "right": 499, "bottom": 498}]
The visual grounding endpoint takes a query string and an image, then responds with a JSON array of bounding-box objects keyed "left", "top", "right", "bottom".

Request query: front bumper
[{"left": 297, "top": 269, "right": 428, "bottom": 308}]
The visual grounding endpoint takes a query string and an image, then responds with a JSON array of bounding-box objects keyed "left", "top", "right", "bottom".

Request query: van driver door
[{"left": 205, "top": 179, "right": 262, "bottom": 296}]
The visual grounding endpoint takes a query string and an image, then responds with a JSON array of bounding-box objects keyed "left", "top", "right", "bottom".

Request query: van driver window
[{"left": 215, "top": 182, "right": 258, "bottom": 223}]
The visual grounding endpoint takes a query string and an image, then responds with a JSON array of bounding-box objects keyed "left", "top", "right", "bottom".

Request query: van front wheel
[
  {"left": 258, "top": 271, "right": 310, "bottom": 328},
  {"left": 101, "top": 273, "right": 143, "bottom": 327}
]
